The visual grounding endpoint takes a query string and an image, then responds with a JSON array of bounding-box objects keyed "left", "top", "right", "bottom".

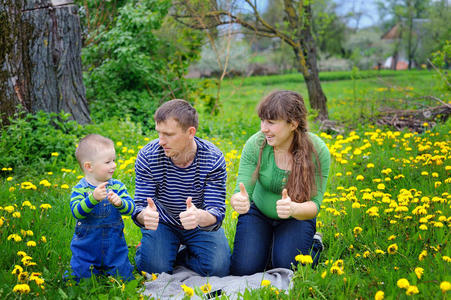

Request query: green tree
[
  {"left": 79, "top": 0, "right": 203, "bottom": 127},
  {"left": 174, "top": 0, "right": 330, "bottom": 120},
  {"left": 377, "top": 0, "right": 430, "bottom": 69}
]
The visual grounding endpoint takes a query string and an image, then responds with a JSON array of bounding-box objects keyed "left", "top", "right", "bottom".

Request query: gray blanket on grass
[{"left": 142, "top": 266, "right": 293, "bottom": 299}]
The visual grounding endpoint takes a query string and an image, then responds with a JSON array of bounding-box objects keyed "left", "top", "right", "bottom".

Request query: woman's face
[{"left": 260, "top": 119, "right": 297, "bottom": 150}]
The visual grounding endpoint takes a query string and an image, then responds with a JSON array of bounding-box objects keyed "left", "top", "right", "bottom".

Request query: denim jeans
[
  {"left": 70, "top": 200, "right": 134, "bottom": 281},
  {"left": 231, "top": 203, "right": 316, "bottom": 275},
  {"left": 135, "top": 222, "right": 231, "bottom": 277}
]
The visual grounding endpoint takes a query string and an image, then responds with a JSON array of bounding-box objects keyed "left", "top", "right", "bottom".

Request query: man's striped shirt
[
  {"left": 132, "top": 137, "right": 227, "bottom": 229},
  {"left": 70, "top": 178, "right": 135, "bottom": 219}
]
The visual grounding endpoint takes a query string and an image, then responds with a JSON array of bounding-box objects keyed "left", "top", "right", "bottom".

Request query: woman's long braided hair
[{"left": 252, "top": 90, "right": 321, "bottom": 203}]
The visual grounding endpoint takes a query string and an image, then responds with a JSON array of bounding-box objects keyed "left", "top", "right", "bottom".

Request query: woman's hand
[
  {"left": 231, "top": 183, "right": 250, "bottom": 214},
  {"left": 276, "top": 189, "right": 294, "bottom": 219}
]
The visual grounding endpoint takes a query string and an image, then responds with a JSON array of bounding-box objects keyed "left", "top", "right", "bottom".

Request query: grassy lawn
[{"left": 1, "top": 70, "right": 450, "bottom": 299}]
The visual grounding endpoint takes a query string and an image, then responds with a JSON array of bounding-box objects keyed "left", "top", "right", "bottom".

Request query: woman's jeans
[
  {"left": 231, "top": 203, "right": 317, "bottom": 275},
  {"left": 135, "top": 222, "right": 230, "bottom": 277}
]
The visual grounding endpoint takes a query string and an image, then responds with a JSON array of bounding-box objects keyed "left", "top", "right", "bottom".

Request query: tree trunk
[
  {"left": 294, "top": 4, "right": 328, "bottom": 121},
  {"left": 0, "top": 0, "right": 90, "bottom": 126}
]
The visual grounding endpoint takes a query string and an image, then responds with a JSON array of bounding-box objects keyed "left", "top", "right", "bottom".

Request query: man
[{"left": 133, "top": 99, "right": 230, "bottom": 276}]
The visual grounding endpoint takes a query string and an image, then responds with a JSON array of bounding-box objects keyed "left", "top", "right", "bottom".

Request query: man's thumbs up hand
[
  {"left": 143, "top": 197, "right": 159, "bottom": 230},
  {"left": 179, "top": 197, "right": 200, "bottom": 230},
  {"left": 230, "top": 183, "right": 250, "bottom": 214},
  {"left": 276, "top": 189, "right": 293, "bottom": 219}
]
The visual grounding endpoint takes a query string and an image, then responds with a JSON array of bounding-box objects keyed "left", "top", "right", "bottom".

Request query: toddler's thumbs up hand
[
  {"left": 93, "top": 182, "right": 108, "bottom": 201},
  {"left": 276, "top": 189, "right": 293, "bottom": 219},
  {"left": 143, "top": 197, "right": 159, "bottom": 230},
  {"left": 231, "top": 183, "right": 250, "bottom": 214},
  {"left": 179, "top": 197, "right": 199, "bottom": 230}
]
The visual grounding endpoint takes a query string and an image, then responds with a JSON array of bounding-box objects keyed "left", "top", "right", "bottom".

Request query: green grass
[{"left": 1, "top": 70, "right": 450, "bottom": 299}]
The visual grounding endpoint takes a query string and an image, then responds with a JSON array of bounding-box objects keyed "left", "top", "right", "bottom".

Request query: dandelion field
[{"left": 0, "top": 70, "right": 450, "bottom": 299}]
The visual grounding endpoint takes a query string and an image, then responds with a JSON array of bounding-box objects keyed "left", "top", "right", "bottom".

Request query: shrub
[{"left": 0, "top": 110, "right": 85, "bottom": 175}]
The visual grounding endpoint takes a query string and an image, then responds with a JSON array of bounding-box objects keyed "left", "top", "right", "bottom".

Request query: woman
[{"left": 230, "top": 90, "right": 330, "bottom": 275}]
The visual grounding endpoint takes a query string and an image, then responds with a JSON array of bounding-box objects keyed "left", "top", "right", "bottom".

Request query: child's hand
[
  {"left": 93, "top": 182, "right": 108, "bottom": 201},
  {"left": 107, "top": 191, "right": 122, "bottom": 207}
]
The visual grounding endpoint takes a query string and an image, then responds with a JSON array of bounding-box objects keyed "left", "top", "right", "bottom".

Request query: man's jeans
[
  {"left": 136, "top": 222, "right": 231, "bottom": 277},
  {"left": 231, "top": 203, "right": 317, "bottom": 275}
]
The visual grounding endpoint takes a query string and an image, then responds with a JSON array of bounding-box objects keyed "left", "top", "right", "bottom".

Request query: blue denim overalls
[{"left": 70, "top": 179, "right": 133, "bottom": 281}]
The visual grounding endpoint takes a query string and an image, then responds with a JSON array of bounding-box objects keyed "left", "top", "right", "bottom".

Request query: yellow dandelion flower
[
  {"left": 387, "top": 243, "right": 398, "bottom": 255},
  {"left": 22, "top": 201, "right": 32, "bottom": 207},
  {"left": 442, "top": 256, "right": 451, "bottom": 263},
  {"left": 353, "top": 227, "right": 363, "bottom": 235},
  {"left": 231, "top": 211, "right": 238, "bottom": 219},
  {"left": 13, "top": 283, "right": 30, "bottom": 294},
  {"left": 12, "top": 212, "right": 21, "bottom": 218},
  {"left": 295, "top": 254, "right": 313, "bottom": 264},
  {"left": 26, "top": 241, "right": 36, "bottom": 247},
  {"left": 414, "top": 267, "right": 424, "bottom": 279},
  {"left": 41, "top": 236, "right": 47, "bottom": 243},
  {"left": 7, "top": 234, "right": 22, "bottom": 242},
  {"left": 330, "top": 266, "right": 344, "bottom": 275},
  {"left": 377, "top": 183, "right": 385, "bottom": 190},
  {"left": 9, "top": 186, "right": 15, "bottom": 192},
  {"left": 356, "top": 175, "right": 364, "bottom": 181},
  {"left": 60, "top": 184, "right": 70, "bottom": 189},
  {"left": 4, "top": 205, "right": 14, "bottom": 213},
  {"left": 363, "top": 251, "right": 371, "bottom": 258},
  {"left": 375, "top": 249, "right": 385, "bottom": 255},
  {"left": 181, "top": 284, "right": 194, "bottom": 297},
  {"left": 261, "top": 279, "right": 271, "bottom": 287},
  {"left": 440, "top": 281, "right": 451, "bottom": 293},
  {"left": 387, "top": 235, "right": 396, "bottom": 240},
  {"left": 7, "top": 176, "right": 13, "bottom": 181},
  {"left": 406, "top": 285, "right": 419, "bottom": 295},
  {"left": 40, "top": 204, "right": 52, "bottom": 210},
  {"left": 51, "top": 152, "right": 59, "bottom": 157},
  {"left": 375, "top": 290, "right": 384, "bottom": 300},
  {"left": 11, "top": 265, "right": 23, "bottom": 275},
  {"left": 419, "top": 250, "right": 427, "bottom": 261},
  {"left": 321, "top": 271, "right": 327, "bottom": 278},
  {"left": 419, "top": 224, "right": 428, "bottom": 230},
  {"left": 367, "top": 163, "right": 375, "bottom": 168},
  {"left": 397, "top": 278, "right": 410, "bottom": 289},
  {"left": 200, "top": 283, "right": 212, "bottom": 293}
]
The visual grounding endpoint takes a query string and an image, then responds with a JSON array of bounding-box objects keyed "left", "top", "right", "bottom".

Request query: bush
[
  {"left": 0, "top": 110, "right": 85, "bottom": 175},
  {"left": 82, "top": 0, "right": 202, "bottom": 127}
]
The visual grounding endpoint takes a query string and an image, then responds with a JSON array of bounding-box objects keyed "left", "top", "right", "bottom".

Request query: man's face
[{"left": 156, "top": 118, "right": 194, "bottom": 159}]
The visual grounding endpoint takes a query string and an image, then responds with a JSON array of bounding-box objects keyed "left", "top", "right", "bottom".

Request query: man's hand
[
  {"left": 107, "top": 191, "right": 122, "bottom": 207},
  {"left": 93, "top": 182, "right": 108, "bottom": 201},
  {"left": 276, "top": 189, "right": 293, "bottom": 219},
  {"left": 142, "top": 198, "right": 159, "bottom": 230},
  {"left": 230, "top": 183, "right": 250, "bottom": 214},
  {"left": 179, "top": 197, "right": 200, "bottom": 230}
]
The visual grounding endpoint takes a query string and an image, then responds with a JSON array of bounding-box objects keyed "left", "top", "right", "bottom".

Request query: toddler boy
[{"left": 69, "top": 134, "right": 134, "bottom": 281}]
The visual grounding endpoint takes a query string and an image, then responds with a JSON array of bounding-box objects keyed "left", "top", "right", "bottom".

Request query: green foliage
[
  {"left": 1, "top": 71, "right": 449, "bottom": 299},
  {"left": 0, "top": 109, "right": 85, "bottom": 176},
  {"left": 430, "top": 40, "right": 451, "bottom": 91},
  {"left": 82, "top": 0, "right": 202, "bottom": 127}
]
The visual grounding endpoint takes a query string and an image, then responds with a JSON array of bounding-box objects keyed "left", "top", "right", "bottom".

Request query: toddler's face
[{"left": 90, "top": 146, "right": 116, "bottom": 183}]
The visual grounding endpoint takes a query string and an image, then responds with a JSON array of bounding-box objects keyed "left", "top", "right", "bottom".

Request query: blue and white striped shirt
[{"left": 132, "top": 137, "right": 227, "bottom": 229}]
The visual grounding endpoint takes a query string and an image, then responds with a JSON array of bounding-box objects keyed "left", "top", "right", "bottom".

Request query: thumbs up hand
[
  {"left": 143, "top": 197, "right": 159, "bottom": 230},
  {"left": 230, "top": 183, "right": 250, "bottom": 214},
  {"left": 276, "top": 189, "right": 293, "bottom": 219},
  {"left": 179, "top": 197, "right": 200, "bottom": 230},
  {"left": 93, "top": 182, "right": 109, "bottom": 201}
]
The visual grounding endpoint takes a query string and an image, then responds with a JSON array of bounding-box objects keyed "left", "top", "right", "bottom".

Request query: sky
[
  {"left": 255, "top": 0, "right": 381, "bottom": 29},
  {"left": 333, "top": 0, "right": 380, "bottom": 29}
]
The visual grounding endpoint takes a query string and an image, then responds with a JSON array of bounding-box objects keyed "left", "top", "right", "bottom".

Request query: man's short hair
[
  {"left": 75, "top": 134, "right": 114, "bottom": 170},
  {"left": 154, "top": 99, "right": 198, "bottom": 130}
]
